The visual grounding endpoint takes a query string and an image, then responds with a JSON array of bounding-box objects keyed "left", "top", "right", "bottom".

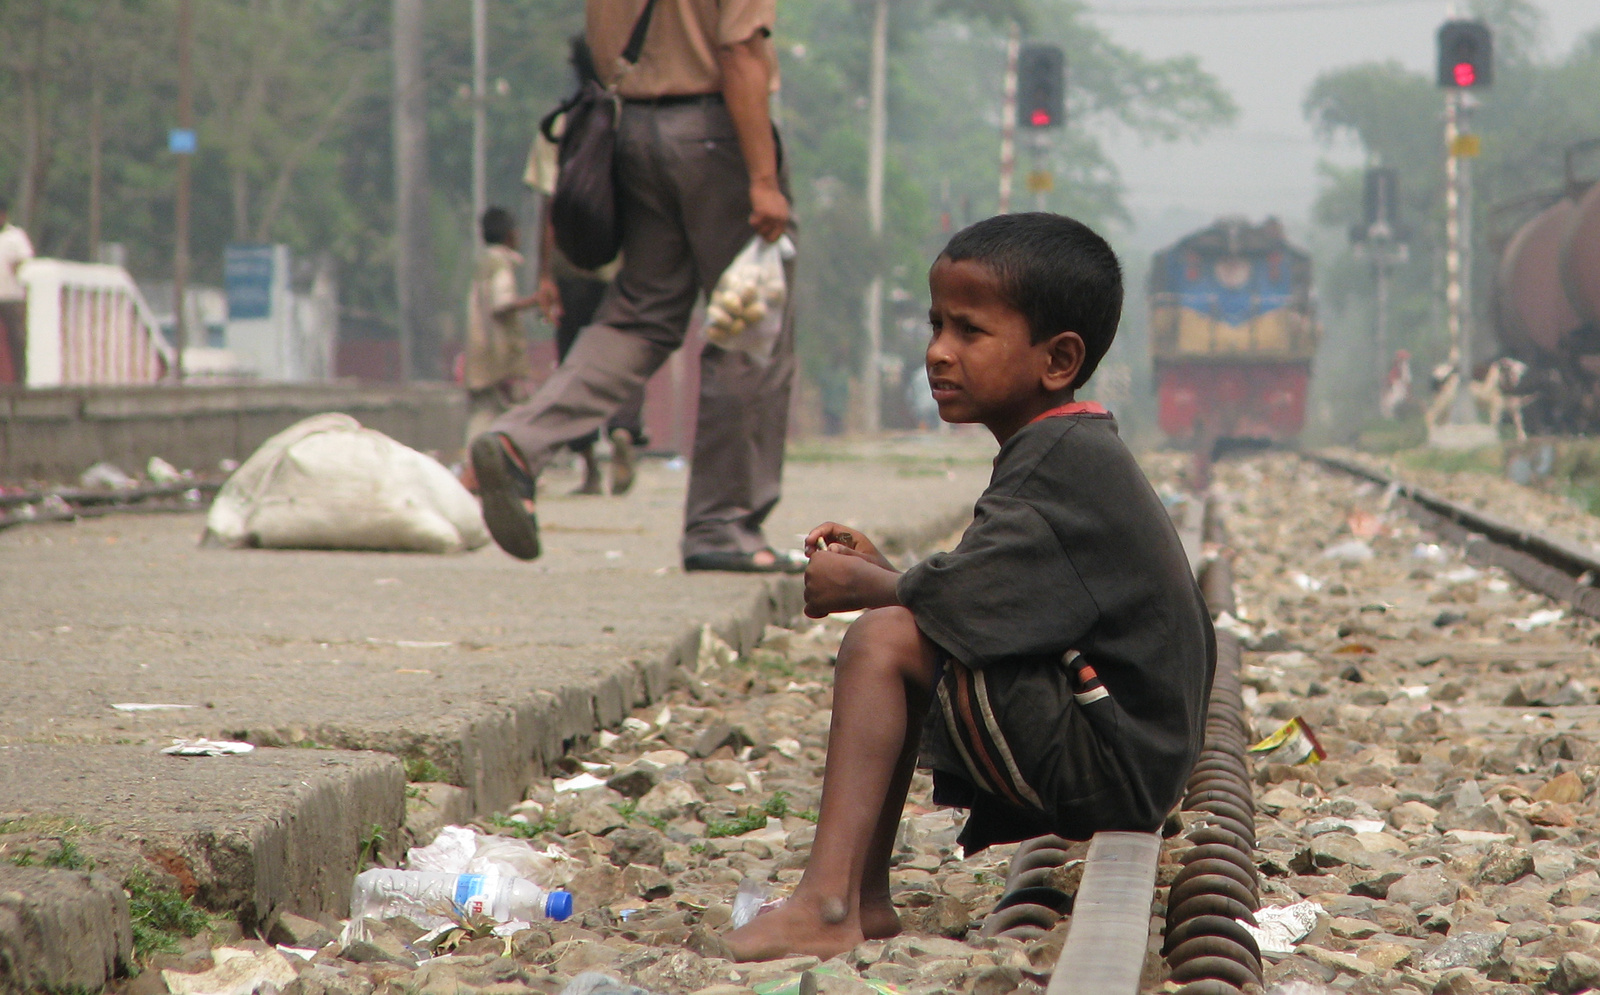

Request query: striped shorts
[{"left": 932, "top": 651, "right": 1108, "bottom": 813}]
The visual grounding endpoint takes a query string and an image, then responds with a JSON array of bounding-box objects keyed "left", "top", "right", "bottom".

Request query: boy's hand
[
  {"left": 805, "top": 522, "right": 892, "bottom": 571},
  {"left": 803, "top": 546, "right": 900, "bottom": 619}
]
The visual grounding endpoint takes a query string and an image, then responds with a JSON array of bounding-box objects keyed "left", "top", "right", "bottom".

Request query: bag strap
[{"left": 619, "top": 0, "right": 662, "bottom": 68}]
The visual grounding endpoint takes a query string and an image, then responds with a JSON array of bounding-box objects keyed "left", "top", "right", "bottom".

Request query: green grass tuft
[
  {"left": 484, "top": 813, "right": 554, "bottom": 839},
  {"left": 705, "top": 794, "right": 792, "bottom": 839},
  {"left": 404, "top": 756, "right": 448, "bottom": 783},
  {"left": 126, "top": 872, "right": 210, "bottom": 959}
]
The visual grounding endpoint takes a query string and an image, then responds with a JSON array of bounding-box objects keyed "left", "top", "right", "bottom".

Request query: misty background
[{"left": 2, "top": 0, "right": 1597, "bottom": 443}]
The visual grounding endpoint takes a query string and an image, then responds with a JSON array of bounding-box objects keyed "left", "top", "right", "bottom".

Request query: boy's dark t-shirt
[{"left": 898, "top": 409, "right": 1214, "bottom": 850}]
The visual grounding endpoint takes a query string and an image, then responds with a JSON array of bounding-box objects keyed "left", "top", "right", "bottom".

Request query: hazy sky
[{"left": 1089, "top": 0, "right": 1600, "bottom": 246}]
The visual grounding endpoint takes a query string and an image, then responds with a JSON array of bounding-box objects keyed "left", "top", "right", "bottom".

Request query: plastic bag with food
[{"left": 704, "top": 235, "right": 794, "bottom": 361}]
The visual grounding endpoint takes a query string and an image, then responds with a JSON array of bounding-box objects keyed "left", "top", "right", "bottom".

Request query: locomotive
[
  {"left": 1490, "top": 139, "right": 1600, "bottom": 434},
  {"left": 1149, "top": 218, "right": 1318, "bottom": 448}
]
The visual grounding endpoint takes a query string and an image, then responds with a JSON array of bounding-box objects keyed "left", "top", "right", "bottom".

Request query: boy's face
[{"left": 925, "top": 256, "right": 1084, "bottom": 442}]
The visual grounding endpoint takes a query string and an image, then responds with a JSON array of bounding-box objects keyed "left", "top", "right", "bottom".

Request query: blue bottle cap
[{"left": 547, "top": 890, "right": 574, "bottom": 921}]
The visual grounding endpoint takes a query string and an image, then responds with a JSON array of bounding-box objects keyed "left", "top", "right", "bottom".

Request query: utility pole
[
  {"left": 997, "top": 24, "right": 1019, "bottom": 215},
  {"left": 861, "top": 0, "right": 887, "bottom": 434},
  {"left": 471, "top": 0, "right": 488, "bottom": 227},
  {"left": 89, "top": 62, "right": 104, "bottom": 263},
  {"left": 392, "top": 0, "right": 438, "bottom": 381},
  {"left": 173, "top": 0, "right": 193, "bottom": 382}
]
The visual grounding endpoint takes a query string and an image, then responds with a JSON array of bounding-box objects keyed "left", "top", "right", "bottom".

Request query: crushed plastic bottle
[
  {"left": 350, "top": 868, "right": 572, "bottom": 928},
  {"left": 730, "top": 876, "right": 770, "bottom": 929}
]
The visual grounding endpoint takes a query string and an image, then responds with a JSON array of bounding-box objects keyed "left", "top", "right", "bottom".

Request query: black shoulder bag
[{"left": 538, "top": 0, "right": 661, "bottom": 271}]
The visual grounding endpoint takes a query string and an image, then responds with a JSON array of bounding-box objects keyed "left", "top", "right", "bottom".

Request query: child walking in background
[{"left": 725, "top": 213, "right": 1216, "bottom": 962}]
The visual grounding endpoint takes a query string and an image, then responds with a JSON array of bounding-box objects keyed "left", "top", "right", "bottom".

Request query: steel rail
[
  {"left": 1307, "top": 452, "right": 1600, "bottom": 620},
  {"left": 1032, "top": 494, "right": 1265, "bottom": 995}
]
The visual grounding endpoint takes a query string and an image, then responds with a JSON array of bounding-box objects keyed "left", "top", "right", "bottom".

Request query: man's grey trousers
[{"left": 491, "top": 99, "right": 795, "bottom": 560}]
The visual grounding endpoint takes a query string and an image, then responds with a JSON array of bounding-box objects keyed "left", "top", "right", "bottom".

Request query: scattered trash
[
  {"left": 553, "top": 773, "right": 609, "bottom": 793},
  {"left": 146, "top": 456, "right": 184, "bottom": 484},
  {"left": 1241, "top": 901, "right": 1324, "bottom": 958},
  {"left": 1440, "top": 566, "right": 1481, "bottom": 584},
  {"left": 162, "top": 946, "right": 298, "bottom": 995},
  {"left": 203, "top": 413, "right": 489, "bottom": 554},
  {"left": 79, "top": 461, "right": 135, "bottom": 490},
  {"left": 1510, "top": 608, "right": 1564, "bottom": 631},
  {"left": 407, "top": 825, "right": 575, "bottom": 888},
  {"left": 111, "top": 702, "right": 196, "bottom": 712},
  {"left": 366, "top": 637, "right": 454, "bottom": 649},
  {"left": 1345, "top": 509, "right": 1382, "bottom": 538},
  {"left": 1249, "top": 717, "right": 1326, "bottom": 765},
  {"left": 730, "top": 876, "right": 771, "bottom": 930},
  {"left": 664, "top": 456, "right": 686, "bottom": 472},
  {"left": 349, "top": 868, "right": 573, "bottom": 929},
  {"left": 1290, "top": 572, "right": 1323, "bottom": 592},
  {"left": 695, "top": 624, "right": 738, "bottom": 674},
  {"left": 161, "top": 738, "right": 255, "bottom": 757},
  {"left": 275, "top": 945, "right": 319, "bottom": 961},
  {"left": 619, "top": 717, "right": 654, "bottom": 737},
  {"left": 1410, "top": 542, "right": 1449, "bottom": 563},
  {"left": 559, "top": 973, "right": 661, "bottom": 995},
  {"left": 1320, "top": 539, "right": 1373, "bottom": 562}
]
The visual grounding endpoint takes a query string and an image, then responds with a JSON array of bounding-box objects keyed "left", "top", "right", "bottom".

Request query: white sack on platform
[{"left": 204, "top": 413, "right": 488, "bottom": 553}]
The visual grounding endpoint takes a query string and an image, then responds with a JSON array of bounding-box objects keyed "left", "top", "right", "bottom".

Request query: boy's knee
[
  {"left": 849, "top": 606, "right": 919, "bottom": 643},
  {"left": 841, "top": 607, "right": 936, "bottom": 677}
]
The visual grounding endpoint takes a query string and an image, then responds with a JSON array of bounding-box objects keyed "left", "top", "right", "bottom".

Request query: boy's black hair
[
  {"left": 481, "top": 206, "right": 516, "bottom": 247},
  {"left": 940, "top": 212, "right": 1122, "bottom": 389}
]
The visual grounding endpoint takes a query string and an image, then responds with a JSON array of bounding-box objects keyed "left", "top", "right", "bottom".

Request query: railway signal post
[
  {"left": 1015, "top": 43, "right": 1065, "bottom": 212},
  {"left": 1437, "top": 19, "right": 1493, "bottom": 439},
  {"left": 1351, "top": 166, "right": 1409, "bottom": 399}
]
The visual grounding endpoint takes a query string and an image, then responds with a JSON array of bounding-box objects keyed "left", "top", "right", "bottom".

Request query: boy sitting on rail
[{"left": 725, "top": 213, "right": 1216, "bottom": 962}]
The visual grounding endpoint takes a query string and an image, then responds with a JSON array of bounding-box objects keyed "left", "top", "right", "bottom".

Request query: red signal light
[
  {"left": 1453, "top": 61, "right": 1475, "bottom": 86},
  {"left": 1030, "top": 109, "right": 1051, "bottom": 127}
]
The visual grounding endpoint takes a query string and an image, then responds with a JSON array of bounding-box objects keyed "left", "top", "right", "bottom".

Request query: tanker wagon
[
  {"left": 1491, "top": 139, "right": 1600, "bottom": 435},
  {"left": 1149, "top": 217, "right": 1318, "bottom": 449}
]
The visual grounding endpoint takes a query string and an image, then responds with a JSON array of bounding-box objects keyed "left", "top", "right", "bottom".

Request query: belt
[{"left": 621, "top": 92, "right": 724, "bottom": 107}]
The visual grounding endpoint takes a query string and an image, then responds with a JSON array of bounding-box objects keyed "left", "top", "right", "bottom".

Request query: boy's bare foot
[{"left": 724, "top": 893, "right": 866, "bottom": 963}]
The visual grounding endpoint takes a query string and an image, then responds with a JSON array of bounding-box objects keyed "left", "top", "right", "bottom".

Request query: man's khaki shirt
[
  {"left": 587, "top": 0, "right": 777, "bottom": 99},
  {"left": 464, "top": 244, "right": 527, "bottom": 391}
]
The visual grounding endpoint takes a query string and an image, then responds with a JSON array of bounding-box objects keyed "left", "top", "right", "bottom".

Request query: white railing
[{"left": 21, "top": 259, "right": 173, "bottom": 386}]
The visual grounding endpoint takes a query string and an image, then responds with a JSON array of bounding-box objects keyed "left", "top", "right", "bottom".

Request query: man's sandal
[
  {"left": 682, "top": 548, "right": 805, "bottom": 574},
  {"left": 469, "top": 432, "right": 541, "bottom": 560}
]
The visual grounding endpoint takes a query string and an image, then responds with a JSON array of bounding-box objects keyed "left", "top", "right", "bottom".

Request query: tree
[
  {"left": 1303, "top": 0, "right": 1600, "bottom": 432},
  {"left": 776, "top": 0, "right": 1235, "bottom": 424}
]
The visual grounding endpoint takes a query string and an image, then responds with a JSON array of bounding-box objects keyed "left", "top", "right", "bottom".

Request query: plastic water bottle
[{"left": 351, "top": 868, "right": 573, "bottom": 924}]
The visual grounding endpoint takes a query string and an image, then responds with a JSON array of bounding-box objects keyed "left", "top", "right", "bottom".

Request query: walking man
[
  {"left": 0, "top": 198, "right": 35, "bottom": 384},
  {"left": 471, "top": 0, "right": 798, "bottom": 573}
]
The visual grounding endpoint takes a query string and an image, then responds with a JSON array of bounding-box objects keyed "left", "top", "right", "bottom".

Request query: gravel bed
[
  {"left": 1212, "top": 453, "right": 1600, "bottom": 995},
  {"left": 128, "top": 616, "right": 1068, "bottom": 995}
]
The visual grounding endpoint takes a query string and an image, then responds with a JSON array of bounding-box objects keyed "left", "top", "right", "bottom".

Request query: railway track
[
  {"left": 13, "top": 443, "right": 1596, "bottom": 994},
  {"left": 992, "top": 449, "right": 1600, "bottom": 994}
]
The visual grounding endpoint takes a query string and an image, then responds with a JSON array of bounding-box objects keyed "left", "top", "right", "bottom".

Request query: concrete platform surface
[
  {"left": 0, "top": 864, "right": 132, "bottom": 993},
  {"left": 0, "top": 438, "right": 994, "bottom": 815},
  {"left": 0, "top": 745, "right": 404, "bottom": 928},
  {"left": 0, "top": 434, "right": 996, "bottom": 983}
]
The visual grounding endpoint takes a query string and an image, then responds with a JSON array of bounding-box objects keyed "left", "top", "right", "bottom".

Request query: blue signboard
[
  {"left": 225, "top": 244, "right": 275, "bottom": 320},
  {"left": 168, "top": 128, "right": 197, "bottom": 154}
]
